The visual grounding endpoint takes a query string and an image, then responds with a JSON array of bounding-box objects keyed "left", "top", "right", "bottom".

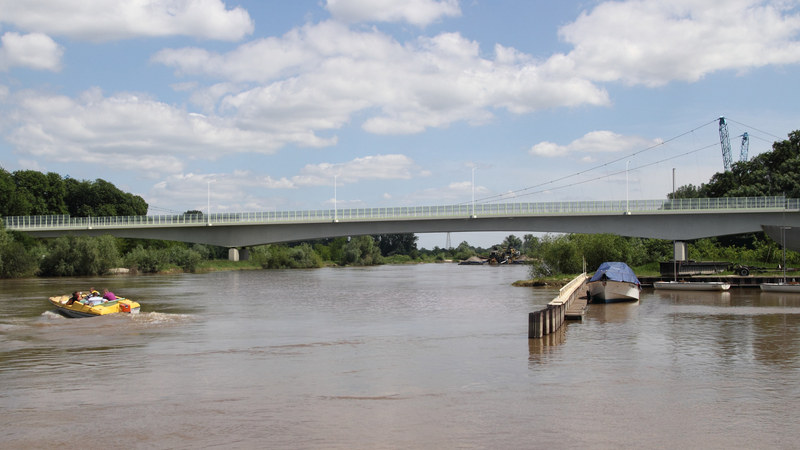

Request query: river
[{"left": 2, "top": 264, "right": 800, "bottom": 449}]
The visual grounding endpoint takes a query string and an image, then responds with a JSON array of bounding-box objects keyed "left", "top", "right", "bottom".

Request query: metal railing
[{"left": 3, "top": 196, "right": 796, "bottom": 231}]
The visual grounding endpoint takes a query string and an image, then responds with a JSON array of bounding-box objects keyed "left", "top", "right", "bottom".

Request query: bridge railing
[{"left": 3, "top": 196, "right": 797, "bottom": 230}]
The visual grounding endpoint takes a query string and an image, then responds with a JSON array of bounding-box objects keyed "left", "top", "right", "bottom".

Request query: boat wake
[
  {"left": 38, "top": 309, "right": 196, "bottom": 326},
  {"left": 40, "top": 310, "right": 67, "bottom": 320},
  {"left": 130, "top": 311, "right": 196, "bottom": 325}
]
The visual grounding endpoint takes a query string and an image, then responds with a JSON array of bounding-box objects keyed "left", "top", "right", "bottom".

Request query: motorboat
[
  {"left": 49, "top": 295, "right": 141, "bottom": 318},
  {"left": 587, "top": 261, "right": 641, "bottom": 302},
  {"left": 654, "top": 281, "right": 731, "bottom": 291},
  {"left": 760, "top": 282, "right": 800, "bottom": 293}
]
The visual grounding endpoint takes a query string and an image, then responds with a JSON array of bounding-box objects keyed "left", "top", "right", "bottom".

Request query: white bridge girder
[{"left": 15, "top": 210, "right": 800, "bottom": 250}]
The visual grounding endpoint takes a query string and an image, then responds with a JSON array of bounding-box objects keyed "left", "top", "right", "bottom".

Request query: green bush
[
  {"left": 343, "top": 236, "right": 382, "bottom": 266},
  {"left": 251, "top": 243, "right": 322, "bottom": 269},
  {"left": 0, "top": 238, "right": 40, "bottom": 278},
  {"left": 124, "top": 245, "right": 169, "bottom": 273},
  {"left": 39, "top": 234, "right": 121, "bottom": 276},
  {"left": 167, "top": 246, "right": 203, "bottom": 272}
]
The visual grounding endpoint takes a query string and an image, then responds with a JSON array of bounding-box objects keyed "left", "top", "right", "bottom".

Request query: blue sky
[{"left": 1, "top": 0, "right": 800, "bottom": 249}]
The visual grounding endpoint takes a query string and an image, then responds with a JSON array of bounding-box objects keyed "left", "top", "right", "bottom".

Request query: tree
[
  {"left": 39, "top": 235, "right": 121, "bottom": 276},
  {"left": 501, "top": 234, "right": 523, "bottom": 250},
  {"left": 678, "top": 130, "right": 800, "bottom": 199},
  {"left": 11, "top": 170, "right": 57, "bottom": 215},
  {"left": 344, "top": 236, "right": 382, "bottom": 266},
  {"left": 521, "top": 234, "right": 540, "bottom": 255},
  {"left": 668, "top": 184, "right": 702, "bottom": 199},
  {"left": 0, "top": 168, "right": 18, "bottom": 216},
  {"left": 65, "top": 177, "right": 147, "bottom": 217},
  {"left": 374, "top": 233, "right": 418, "bottom": 257},
  {"left": 453, "top": 241, "right": 475, "bottom": 260},
  {"left": 0, "top": 225, "right": 40, "bottom": 278},
  {"left": 251, "top": 243, "right": 322, "bottom": 269}
]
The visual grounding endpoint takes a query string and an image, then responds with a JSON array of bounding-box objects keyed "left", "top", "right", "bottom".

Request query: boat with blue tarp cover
[{"left": 587, "top": 261, "right": 641, "bottom": 302}]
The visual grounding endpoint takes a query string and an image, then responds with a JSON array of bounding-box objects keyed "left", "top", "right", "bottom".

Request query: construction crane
[
  {"left": 718, "top": 116, "right": 749, "bottom": 171},
  {"left": 739, "top": 131, "right": 749, "bottom": 163},
  {"left": 719, "top": 117, "right": 733, "bottom": 171}
]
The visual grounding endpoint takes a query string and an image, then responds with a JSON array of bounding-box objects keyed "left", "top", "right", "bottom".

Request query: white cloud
[
  {"left": 0, "top": 0, "right": 253, "bottom": 42},
  {"left": 326, "top": 0, "right": 461, "bottom": 26},
  {"left": 6, "top": 88, "right": 325, "bottom": 173},
  {"left": 258, "top": 154, "right": 424, "bottom": 190},
  {"left": 0, "top": 32, "right": 62, "bottom": 71},
  {"left": 154, "top": 21, "right": 610, "bottom": 137},
  {"left": 557, "top": 0, "right": 800, "bottom": 86},
  {"left": 299, "top": 154, "right": 421, "bottom": 184},
  {"left": 530, "top": 130, "right": 661, "bottom": 158},
  {"left": 410, "top": 180, "right": 489, "bottom": 203},
  {"left": 146, "top": 156, "right": 424, "bottom": 213}
]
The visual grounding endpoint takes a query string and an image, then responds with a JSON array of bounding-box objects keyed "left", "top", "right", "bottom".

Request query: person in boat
[
  {"left": 102, "top": 289, "right": 117, "bottom": 301},
  {"left": 85, "top": 287, "right": 104, "bottom": 306},
  {"left": 66, "top": 291, "right": 82, "bottom": 306}
]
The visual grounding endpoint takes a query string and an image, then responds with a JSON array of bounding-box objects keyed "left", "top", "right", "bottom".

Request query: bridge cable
[
  {"left": 488, "top": 141, "right": 720, "bottom": 200},
  {"left": 460, "top": 118, "right": 719, "bottom": 205}
]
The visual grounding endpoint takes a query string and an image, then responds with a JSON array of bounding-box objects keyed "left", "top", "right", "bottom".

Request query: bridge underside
[{"left": 21, "top": 210, "right": 800, "bottom": 250}]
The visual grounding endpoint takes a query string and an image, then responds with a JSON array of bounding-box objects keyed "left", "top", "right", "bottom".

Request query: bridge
[{"left": 4, "top": 196, "right": 800, "bottom": 260}]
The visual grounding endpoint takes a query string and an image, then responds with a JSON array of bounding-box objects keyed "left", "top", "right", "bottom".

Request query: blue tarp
[{"left": 589, "top": 261, "right": 641, "bottom": 285}]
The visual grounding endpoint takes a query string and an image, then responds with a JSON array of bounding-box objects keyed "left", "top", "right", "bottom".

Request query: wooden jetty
[{"left": 528, "top": 273, "right": 589, "bottom": 339}]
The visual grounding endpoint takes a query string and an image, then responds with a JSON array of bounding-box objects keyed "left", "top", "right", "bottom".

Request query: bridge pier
[
  {"left": 228, "top": 247, "right": 250, "bottom": 261},
  {"left": 674, "top": 241, "right": 687, "bottom": 261}
]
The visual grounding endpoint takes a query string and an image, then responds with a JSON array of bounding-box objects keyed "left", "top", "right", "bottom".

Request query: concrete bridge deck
[{"left": 4, "top": 197, "right": 800, "bottom": 258}]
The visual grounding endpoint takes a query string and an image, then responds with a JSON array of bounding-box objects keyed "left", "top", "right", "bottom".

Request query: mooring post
[
  {"left": 544, "top": 306, "right": 551, "bottom": 335},
  {"left": 528, "top": 310, "right": 543, "bottom": 338}
]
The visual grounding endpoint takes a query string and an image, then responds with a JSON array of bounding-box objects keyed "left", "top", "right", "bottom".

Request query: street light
[
  {"left": 334, "top": 174, "right": 338, "bottom": 222},
  {"left": 471, "top": 166, "right": 476, "bottom": 218},
  {"left": 207, "top": 179, "right": 215, "bottom": 225},
  {"left": 625, "top": 160, "right": 631, "bottom": 214}
]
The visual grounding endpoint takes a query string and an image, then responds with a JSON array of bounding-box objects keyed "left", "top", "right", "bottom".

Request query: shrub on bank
[
  {"left": 39, "top": 235, "right": 121, "bottom": 276},
  {"left": 250, "top": 243, "right": 323, "bottom": 269}
]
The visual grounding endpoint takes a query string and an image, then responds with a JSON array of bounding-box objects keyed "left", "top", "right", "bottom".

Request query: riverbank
[{"left": 512, "top": 276, "right": 577, "bottom": 288}]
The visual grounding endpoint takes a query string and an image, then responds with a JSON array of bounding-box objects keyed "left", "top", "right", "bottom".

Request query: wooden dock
[
  {"left": 564, "top": 295, "right": 588, "bottom": 319},
  {"left": 638, "top": 275, "right": 800, "bottom": 288},
  {"left": 528, "top": 273, "right": 589, "bottom": 339}
]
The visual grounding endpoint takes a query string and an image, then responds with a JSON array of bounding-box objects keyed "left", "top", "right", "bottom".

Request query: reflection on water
[
  {"left": 652, "top": 288, "right": 732, "bottom": 306},
  {"left": 3, "top": 265, "right": 800, "bottom": 449}
]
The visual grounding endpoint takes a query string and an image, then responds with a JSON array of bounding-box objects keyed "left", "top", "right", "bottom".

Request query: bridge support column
[
  {"left": 227, "top": 247, "right": 250, "bottom": 261},
  {"left": 674, "top": 241, "right": 687, "bottom": 261}
]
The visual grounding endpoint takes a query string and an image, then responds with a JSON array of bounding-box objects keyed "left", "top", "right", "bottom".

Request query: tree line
[{"left": 0, "top": 168, "right": 147, "bottom": 217}]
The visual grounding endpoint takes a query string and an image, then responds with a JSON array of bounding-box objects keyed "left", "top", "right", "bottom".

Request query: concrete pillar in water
[
  {"left": 674, "top": 241, "right": 687, "bottom": 261},
  {"left": 227, "top": 247, "right": 251, "bottom": 261}
]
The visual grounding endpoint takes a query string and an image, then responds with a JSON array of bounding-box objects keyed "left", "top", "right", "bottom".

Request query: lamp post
[
  {"left": 625, "top": 160, "right": 630, "bottom": 214},
  {"left": 334, "top": 174, "right": 337, "bottom": 222},
  {"left": 471, "top": 166, "right": 476, "bottom": 218},
  {"left": 207, "top": 180, "right": 215, "bottom": 225}
]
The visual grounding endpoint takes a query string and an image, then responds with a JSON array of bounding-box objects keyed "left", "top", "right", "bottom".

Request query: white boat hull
[
  {"left": 760, "top": 283, "right": 800, "bottom": 293},
  {"left": 587, "top": 280, "right": 640, "bottom": 302},
  {"left": 654, "top": 281, "right": 730, "bottom": 291}
]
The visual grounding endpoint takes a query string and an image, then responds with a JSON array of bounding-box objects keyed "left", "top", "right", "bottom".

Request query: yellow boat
[{"left": 49, "top": 295, "right": 141, "bottom": 318}]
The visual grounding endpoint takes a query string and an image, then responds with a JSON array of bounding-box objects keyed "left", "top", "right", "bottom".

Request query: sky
[{"left": 1, "top": 0, "right": 800, "bottom": 249}]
